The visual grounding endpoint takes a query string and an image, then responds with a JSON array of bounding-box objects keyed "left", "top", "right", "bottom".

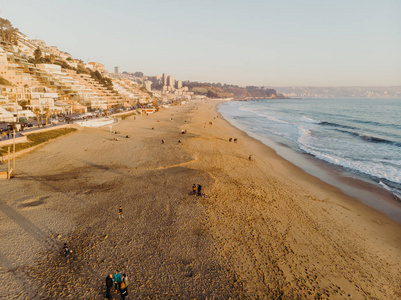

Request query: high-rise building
[
  {"left": 114, "top": 66, "right": 120, "bottom": 74},
  {"left": 162, "top": 73, "right": 167, "bottom": 85},
  {"left": 144, "top": 80, "right": 152, "bottom": 91},
  {"left": 177, "top": 80, "right": 183, "bottom": 89},
  {"left": 167, "top": 75, "right": 175, "bottom": 88}
]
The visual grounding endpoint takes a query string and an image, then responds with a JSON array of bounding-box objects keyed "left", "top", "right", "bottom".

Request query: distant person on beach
[
  {"left": 197, "top": 184, "right": 202, "bottom": 196},
  {"left": 119, "top": 206, "right": 124, "bottom": 220},
  {"left": 113, "top": 270, "right": 122, "bottom": 293},
  {"left": 162, "top": 139, "right": 165, "bottom": 144},
  {"left": 249, "top": 155, "right": 253, "bottom": 161},
  {"left": 119, "top": 274, "right": 128, "bottom": 299},
  {"left": 105, "top": 274, "right": 113, "bottom": 300},
  {"left": 192, "top": 184, "right": 197, "bottom": 195},
  {"left": 63, "top": 243, "right": 69, "bottom": 257}
]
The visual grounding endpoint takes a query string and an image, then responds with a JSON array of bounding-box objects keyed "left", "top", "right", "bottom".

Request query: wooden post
[
  {"left": 13, "top": 129, "right": 15, "bottom": 171},
  {"left": 7, "top": 146, "right": 10, "bottom": 179}
]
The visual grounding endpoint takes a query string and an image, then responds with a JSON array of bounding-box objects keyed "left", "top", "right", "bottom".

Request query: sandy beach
[{"left": 0, "top": 99, "right": 400, "bottom": 299}]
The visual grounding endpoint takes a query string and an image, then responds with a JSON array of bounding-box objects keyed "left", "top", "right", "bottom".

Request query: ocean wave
[
  {"left": 338, "top": 130, "right": 401, "bottom": 148},
  {"left": 352, "top": 119, "right": 401, "bottom": 130},
  {"left": 379, "top": 181, "right": 401, "bottom": 202},
  {"left": 297, "top": 140, "right": 401, "bottom": 185},
  {"left": 359, "top": 135, "right": 401, "bottom": 147},
  {"left": 319, "top": 121, "right": 358, "bottom": 130}
]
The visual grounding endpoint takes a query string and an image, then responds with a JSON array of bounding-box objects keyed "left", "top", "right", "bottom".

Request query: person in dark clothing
[
  {"left": 105, "top": 274, "right": 113, "bottom": 300},
  {"left": 197, "top": 184, "right": 202, "bottom": 196},
  {"left": 119, "top": 274, "right": 128, "bottom": 300},
  {"left": 192, "top": 184, "right": 197, "bottom": 195},
  {"left": 119, "top": 205, "right": 124, "bottom": 220},
  {"left": 63, "top": 243, "right": 69, "bottom": 257}
]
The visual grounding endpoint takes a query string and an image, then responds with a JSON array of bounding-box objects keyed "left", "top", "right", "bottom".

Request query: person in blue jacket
[{"left": 112, "top": 270, "right": 122, "bottom": 293}]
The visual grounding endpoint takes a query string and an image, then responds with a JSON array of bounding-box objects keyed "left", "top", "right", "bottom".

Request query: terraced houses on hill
[{"left": 0, "top": 30, "right": 154, "bottom": 122}]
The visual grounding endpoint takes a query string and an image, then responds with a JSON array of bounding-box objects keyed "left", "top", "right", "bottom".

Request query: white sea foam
[
  {"left": 220, "top": 98, "right": 401, "bottom": 193},
  {"left": 301, "top": 116, "right": 319, "bottom": 123}
]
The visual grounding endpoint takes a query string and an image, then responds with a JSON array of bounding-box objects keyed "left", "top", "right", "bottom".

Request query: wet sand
[{"left": 0, "top": 99, "right": 400, "bottom": 299}]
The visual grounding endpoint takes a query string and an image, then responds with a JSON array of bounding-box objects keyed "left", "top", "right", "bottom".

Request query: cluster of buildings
[
  {"left": 145, "top": 73, "right": 194, "bottom": 102},
  {"left": 111, "top": 69, "right": 195, "bottom": 104},
  {"left": 0, "top": 31, "right": 158, "bottom": 122}
]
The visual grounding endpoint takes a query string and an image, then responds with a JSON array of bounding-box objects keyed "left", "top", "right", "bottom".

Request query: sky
[{"left": 1, "top": 0, "right": 400, "bottom": 87}]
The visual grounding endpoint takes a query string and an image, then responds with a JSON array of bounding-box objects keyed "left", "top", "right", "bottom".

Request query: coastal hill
[
  {"left": 275, "top": 86, "right": 401, "bottom": 98},
  {"left": 0, "top": 17, "right": 161, "bottom": 117},
  {"left": 182, "top": 81, "right": 285, "bottom": 99}
]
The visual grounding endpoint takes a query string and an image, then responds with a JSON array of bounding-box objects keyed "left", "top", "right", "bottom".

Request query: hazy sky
[{"left": 1, "top": 0, "right": 400, "bottom": 87}]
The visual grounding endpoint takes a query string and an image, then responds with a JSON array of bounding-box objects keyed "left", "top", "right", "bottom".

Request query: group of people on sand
[
  {"left": 105, "top": 270, "right": 128, "bottom": 300},
  {"left": 111, "top": 130, "right": 130, "bottom": 141},
  {"left": 192, "top": 183, "right": 202, "bottom": 196}
]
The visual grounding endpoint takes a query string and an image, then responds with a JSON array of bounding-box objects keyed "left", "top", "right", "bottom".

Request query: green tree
[
  {"left": 77, "top": 64, "right": 90, "bottom": 74},
  {"left": 34, "top": 47, "right": 42, "bottom": 61},
  {"left": 0, "top": 75, "right": 12, "bottom": 86},
  {"left": 0, "top": 18, "right": 17, "bottom": 43},
  {"left": 18, "top": 100, "right": 28, "bottom": 110},
  {"left": 33, "top": 108, "right": 41, "bottom": 128},
  {"left": 43, "top": 107, "right": 51, "bottom": 125},
  {"left": 49, "top": 54, "right": 55, "bottom": 64}
]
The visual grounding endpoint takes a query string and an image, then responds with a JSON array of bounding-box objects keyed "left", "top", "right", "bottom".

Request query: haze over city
[{"left": 2, "top": 0, "right": 400, "bottom": 87}]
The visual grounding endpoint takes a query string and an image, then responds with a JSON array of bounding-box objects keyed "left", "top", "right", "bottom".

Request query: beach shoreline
[
  {"left": 0, "top": 99, "right": 400, "bottom": 299},
  {"left": 217, "top": 101, "right": 401, "bottom": 224}
]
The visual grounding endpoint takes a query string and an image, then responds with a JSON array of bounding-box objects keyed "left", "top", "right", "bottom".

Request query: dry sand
[{"left": 0, "top": 99, "right": 400, "bottom": 299}]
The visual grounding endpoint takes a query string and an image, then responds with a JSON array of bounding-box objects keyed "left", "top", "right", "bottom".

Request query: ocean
[{"left": 218, "top": 98, "right": 401, "bottom": 220}]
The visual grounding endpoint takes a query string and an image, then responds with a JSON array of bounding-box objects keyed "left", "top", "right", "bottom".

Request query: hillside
[{"left": 183, "top": 81, "right": 284, "bottom": 99}]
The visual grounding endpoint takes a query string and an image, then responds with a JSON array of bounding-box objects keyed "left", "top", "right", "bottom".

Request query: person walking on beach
[
  {"left": 192, "top": 184, "right": 197, "bottom": 195},
  {"left": 63, "top": 243, "right": 69, "bottom": 258},
  {"left": 113, "top": 270, "right": 122, "bottom": 293},
  {"left": 119, "top": 205, "right": 124, "bottom": 220},
  {"left": 197, "top": 183, "right": 202, "bottom": 196},
  {"left": 105, "top": 274, "right": 113, "bottom": 300}
]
